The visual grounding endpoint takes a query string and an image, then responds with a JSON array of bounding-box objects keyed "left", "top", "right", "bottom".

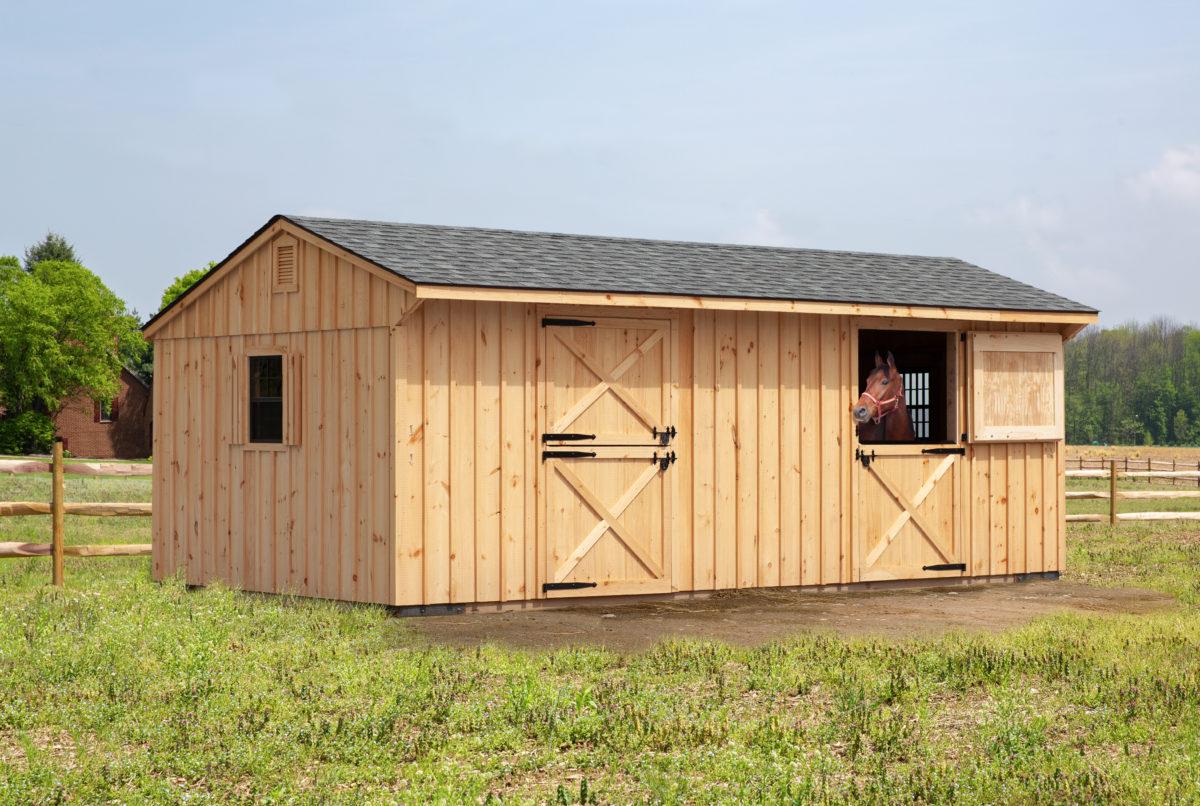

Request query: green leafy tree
[
  {"left": 159, "top": 262, "right": 214, "bottom": 311},
  {"left": 0, "top": 260, "right": 139, "bottom": 418},
  {"left": 23, "top": 232, "right": 79, "bottom": 271},
  {"left": 1173, "top": 409, "right": 1189, "bottom": 445}
]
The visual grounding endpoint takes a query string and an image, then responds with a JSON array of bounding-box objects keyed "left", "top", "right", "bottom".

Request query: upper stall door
[{"left": 538, "top": 312, "right": 678, "bottom": 598}]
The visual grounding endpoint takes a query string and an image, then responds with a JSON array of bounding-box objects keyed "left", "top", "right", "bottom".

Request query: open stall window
[{"left": 857, "top": 329, "right": 958, "bottom": 443}]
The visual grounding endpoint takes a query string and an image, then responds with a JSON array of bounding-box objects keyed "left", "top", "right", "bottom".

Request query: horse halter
[{"left": 859, "top": 389, "right": 904, "bottom": 425}]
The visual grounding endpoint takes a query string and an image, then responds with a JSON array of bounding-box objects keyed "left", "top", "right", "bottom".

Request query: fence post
[
  {"left": 1110, "top": 459, "right": 1118, "bottom": 526},
  {"left": 51, "top": 438, "right": 65, "bottom": 586}
]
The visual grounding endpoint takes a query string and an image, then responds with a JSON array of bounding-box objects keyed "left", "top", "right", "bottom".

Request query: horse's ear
[
  {"left": 874, "top": 351, "right": 884, "bottom": 367},
  {"left": 886, "top": 351, "right": 897, "bottom": 369}
]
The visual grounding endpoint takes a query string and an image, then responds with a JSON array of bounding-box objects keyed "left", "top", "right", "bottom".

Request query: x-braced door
[
  {"left": 538, "top": 313, "right": 676, "bottom": 598},
  {"left": 854, "top": 447, "right": 966, "bottom": 581}
]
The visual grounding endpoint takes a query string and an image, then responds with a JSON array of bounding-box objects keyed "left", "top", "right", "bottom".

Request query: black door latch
[
  {"left": 855, "top": 448, "right": 876, "bottom": 468},
  {"left": 543, "top": 581, "right": 599, "bottom": 592},
  {"left": 542, "top": 450, "right": 597, "bottom": 461}
]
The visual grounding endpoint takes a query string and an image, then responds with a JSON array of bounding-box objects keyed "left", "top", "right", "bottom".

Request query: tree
[
  {"left": 118, "top": 312, "right": 154, "bottom": 382},
  {"left": 23, "top": 232, "right": 79, "bottom": 271},
  {"left": 159, "top": 262, "right": 214, "bottom": 311},
  {"left": 0, "top": 260, "right": 139, "bottom": 417},
  {"left": 1174, "top": 410, "right": 1190, "bottom": 445}
]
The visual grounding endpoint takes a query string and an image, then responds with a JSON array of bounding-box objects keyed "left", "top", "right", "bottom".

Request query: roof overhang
[{"left": 412, "top": 283, "right": 1100, "bottom": 327}]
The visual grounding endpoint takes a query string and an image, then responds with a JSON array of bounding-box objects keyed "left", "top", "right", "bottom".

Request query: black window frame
[{"left": 248, "top": 354, "right": 284, "bottom": 444}]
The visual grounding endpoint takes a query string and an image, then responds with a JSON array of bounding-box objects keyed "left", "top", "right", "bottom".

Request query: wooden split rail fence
[
  {"left": 0, "top": 439, "right": 151, "bottom": 585},
  {"left": 1066, "top": 458, "right": 1200, "bottom": 525}
]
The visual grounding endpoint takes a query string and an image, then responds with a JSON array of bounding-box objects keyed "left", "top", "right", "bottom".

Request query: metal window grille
[{"left": 903, "top": 370, "right": 931, "bottom": 440}]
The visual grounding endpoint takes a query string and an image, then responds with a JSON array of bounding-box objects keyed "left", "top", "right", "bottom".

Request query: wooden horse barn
[{"left": 143, "top": 215, "right": 1098, "bottom": 610}]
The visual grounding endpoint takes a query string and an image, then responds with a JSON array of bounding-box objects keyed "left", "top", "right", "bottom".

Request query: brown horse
[{"left": 852, "top": 351, "right": 915, "bottom": 442}]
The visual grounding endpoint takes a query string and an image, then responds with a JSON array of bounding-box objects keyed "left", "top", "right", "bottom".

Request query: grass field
[{"left": 1, "top": 475, "right": 1199, "bottom": 804}]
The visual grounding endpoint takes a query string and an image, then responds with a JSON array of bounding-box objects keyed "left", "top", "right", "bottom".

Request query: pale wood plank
[
  {"left": 303, "top": 331, "right": 321, "bottom": 596},
  {"left": 337, "top": 329, "right": 355, "bottom": 600},
  {"left": 819, "top": 316, "right": 842, "bottom": 584},
  {"left": 398, "top": 312, "right": 426, "bottom": 605},
  {"left": 799, "top": 315, "right": 821, "bottom": 585},
  {"left": 320, "top": 251, "right": 336, "bottom": 333},
  {"left": 779, "top": 313, "right": 802, "bottom": 587},
  {"left": 989, "top": 446, "right": 1007, "bottom": 574},
  {"left": 713, "top": 310, "right": 738, "bottom": 590},
  {"left": 372, "top": 326, "right": 392, "bottom": 604},
  {"left": 524, "top": 304, "right": 538, "bottom": 602},
  {"left": 201, "top": 338, "right": 217, "bottom": 585},
  {"left": 448, "top": 301, "right": 477, "bottom": 603},
  {"left": 500, "top": 303, "right": 526, "bottom": 601},
  {"left": 423, "top": 301, "right": 452, "bottom": 603},
  {"left": 1009, "top": 442, "right": 1026, "bottom": 574},
  {"left": 151, "top": 342, "right": 170, "bottom": 579},
  {"left": 676, "top": 310, "right": 694, "bottom": 591},
  {"left": 736, "top": 311, "right": 758, "bottom": 588},
  {"left": 757, "top": 312, "right": 781, "bottom": 588},
  {"left": 841, "top": 317, "right": 853, "bottom": 582},
  {"left": 970, "top": 444, "right": 989, "bottom": 576},
  {"left": 691, "top": 310, "right": 716, "bottom": 590},
  {"left": 1053, "top": 442, "right": 1064, "bottom": 572},
  {"left": 476, "top": 302, "right": 502, "bottom": 602},
  {"left": 352, "top": 329, "right": 370, "bottom": 601},
  {"left": 229, "top": 341, "right": 246, "bottom": 589}
]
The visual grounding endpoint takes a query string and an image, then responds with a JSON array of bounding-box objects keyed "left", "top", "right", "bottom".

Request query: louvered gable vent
[{"left": 272, "top": 234, "right": 299, "bottom": 293}]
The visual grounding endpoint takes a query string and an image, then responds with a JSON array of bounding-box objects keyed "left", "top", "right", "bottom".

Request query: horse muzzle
[{"left": 851, "top": 404, "right": 872, "bottom": 424}]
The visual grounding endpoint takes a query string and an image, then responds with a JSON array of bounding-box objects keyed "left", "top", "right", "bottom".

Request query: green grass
[{"left": 1, "top": 477, "right": 1199, "bottom": 803}]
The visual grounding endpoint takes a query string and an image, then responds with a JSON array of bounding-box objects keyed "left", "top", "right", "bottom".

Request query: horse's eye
[{"left": 881, "top": 378, "right": 888, "bottom": 385}]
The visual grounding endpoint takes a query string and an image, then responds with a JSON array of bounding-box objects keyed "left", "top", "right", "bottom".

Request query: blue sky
[{"left": 2, "top": 1, "right": 1197, "bottom": 325}]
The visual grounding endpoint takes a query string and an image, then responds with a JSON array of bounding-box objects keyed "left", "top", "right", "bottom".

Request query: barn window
[
  {"left": 239, "top": 349, "right": 302, "bottom": 448},
  {"left": 857, "top": 329, "right": 958, "bottom": 444},
  {"left": 94, "top": 399, "right": 116, "bottom": 423},
  {"left": 249, "top": 355, "right": 283, "bottom": 443}
]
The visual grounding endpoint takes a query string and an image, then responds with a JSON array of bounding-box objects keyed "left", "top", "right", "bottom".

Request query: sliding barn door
[
  {"left": 854, "top": 448, "right": 965, "bottom": 581},
  {"left": 538, "top": 314, "right": 677, "bottom": 598}
]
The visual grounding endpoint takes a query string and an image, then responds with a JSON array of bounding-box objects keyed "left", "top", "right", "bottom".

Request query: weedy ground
[{"left": 0, "top": 474, "right": 1198, "bottom": 804}]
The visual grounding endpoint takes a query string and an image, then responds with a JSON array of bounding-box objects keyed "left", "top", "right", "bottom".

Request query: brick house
[{"left": 56, "top": 367, "right": 152, "bottom": 458}]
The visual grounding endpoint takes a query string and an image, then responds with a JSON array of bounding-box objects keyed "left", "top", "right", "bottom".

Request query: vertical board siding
[
  {"left": 150, "top": 325, "right": 398, "bottom": 605},
  {"left": 393, "top": 300, "right": 534, "bottom": 606}
]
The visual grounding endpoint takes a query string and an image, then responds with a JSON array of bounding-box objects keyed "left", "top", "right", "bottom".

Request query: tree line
[{"left": 1065, "top": 320, "right": 1200, "bottom": 446}]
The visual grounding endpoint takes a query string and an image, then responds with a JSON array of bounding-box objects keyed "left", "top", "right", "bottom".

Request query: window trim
[
  {"left": 853, "top": 326, "right": 961, "bottom": 446},
  {"left": 236, "top": 346, "right": 301, "bottom": 449}
]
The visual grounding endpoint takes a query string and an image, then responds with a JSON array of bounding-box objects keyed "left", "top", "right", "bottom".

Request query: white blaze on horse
[{"left": 852, "top": 351, "right": 915, "bottom": 442}]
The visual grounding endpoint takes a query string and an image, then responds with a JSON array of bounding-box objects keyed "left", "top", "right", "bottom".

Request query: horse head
[{"left": 852, "top": 351, "right": 904, "bottom": 426}]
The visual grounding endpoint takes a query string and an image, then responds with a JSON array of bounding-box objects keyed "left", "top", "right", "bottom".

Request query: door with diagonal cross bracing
[
  {"left": 854, "top": 449, "right": 965, "bottom": 581},
  {"left": 539, "top": 314, "right": 676, "bottom": 598}
]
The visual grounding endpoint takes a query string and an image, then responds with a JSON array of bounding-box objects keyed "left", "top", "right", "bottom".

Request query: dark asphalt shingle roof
[{"left": 283, "top": 215, "right": 1096, "bottom": 315}]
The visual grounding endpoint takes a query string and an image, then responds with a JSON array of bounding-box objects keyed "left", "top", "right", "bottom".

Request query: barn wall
[
  {"left": 151, "top": 232, "right": 409, "bottom": 605},
  {"left": 393, "top": 299, "right": 538, "bottom": 605},
  {"left": 964, "top": 321, "right": 1064, "bottom": 576},
  {"left": 394, "top": 304, "right": 1063, "bottom": 607}
]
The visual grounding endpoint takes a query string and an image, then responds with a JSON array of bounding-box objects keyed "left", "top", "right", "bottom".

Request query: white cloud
[
  {"left": 1131, "top": 145, "right": 1200, "bottom": 207},
  {"left": 971, "top": 195, "right": 1121, "bottom": 295}
]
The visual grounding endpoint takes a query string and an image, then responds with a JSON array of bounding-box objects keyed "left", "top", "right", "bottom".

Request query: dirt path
[{"left": 404, "top": 581, "right": 1176, "bottom": 652}]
